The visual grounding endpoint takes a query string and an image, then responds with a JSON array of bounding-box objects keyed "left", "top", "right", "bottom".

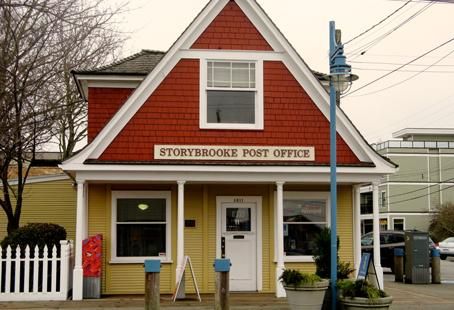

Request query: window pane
[
  {"left": 207, "top": 90, "right": 255, "bottom": 124},
  {"left": 117, "top": 224, "right": 166, "bottom": 257},
  {"left": 393, "top": 219, "right": 404, "bottom": 231},
  {"left": 283, "top": 199, "right": 326, "bottom": 223},
  {"left": 208, "top": 61, "right": 255, "bottom": 89},
  {"left": 208, "top": 62, "right": 213, "bottom": 87},
  {"left": 284, "top": 223, "right": 325, "bottom": 256},
  {"left": 250, "top": 65, "right": 255, "bottom": 87},
  {"left": 212, "top": 62, "right": 231, "bottom": 87},
  {"left": 117, "top": 198, "right": 166, "bottom": 222},
  {"left": 226, "top": 208, "right": 251, "bottom": 231},
  {"left": 232, "top": 63, "right": 250, "bottom": 88}
]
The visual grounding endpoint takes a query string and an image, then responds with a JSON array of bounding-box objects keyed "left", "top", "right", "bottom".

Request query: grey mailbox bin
[{"left": 405, "top": 231, "right": 430, "bottom": 284}]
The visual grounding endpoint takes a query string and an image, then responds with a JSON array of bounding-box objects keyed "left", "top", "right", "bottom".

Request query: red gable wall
[
  {"left": 88, "top": 88, "right": 135, "bottom": 142},
  {"left": 191, "top": 1, "right": 272, "bottom": 51},
  {"left": 98, "top": 60, "right": 360, "bottom": 164}
]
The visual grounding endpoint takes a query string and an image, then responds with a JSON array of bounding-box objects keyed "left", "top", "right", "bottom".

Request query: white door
[{"left": 221, "top": 202, "right": 257, "bottom": 291}]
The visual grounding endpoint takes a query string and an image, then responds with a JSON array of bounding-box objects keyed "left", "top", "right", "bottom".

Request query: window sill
[
  {"left": 285, "top": 256, "right": 315, "bottom": 263},
  {"left": 200, "top": 123, "right": 263, "bottom": 130},
  {"left": 109, "top": 258, "right": 173, "bottom": 264},
  {"left": 274, "top": 256, "right": 315, "bottom": 263}
]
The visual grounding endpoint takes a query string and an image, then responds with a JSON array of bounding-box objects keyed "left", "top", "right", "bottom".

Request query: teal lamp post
[{"left": 328, "top": 21, "right": 358, "bottom": 309}]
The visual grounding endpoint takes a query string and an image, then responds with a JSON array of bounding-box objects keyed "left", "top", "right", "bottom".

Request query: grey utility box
[{"left": 405, "top": 231, "right": 430, "bottom": 284}]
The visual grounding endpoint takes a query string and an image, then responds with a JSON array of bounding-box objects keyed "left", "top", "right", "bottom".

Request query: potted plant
[
  {"left": 337, "top": 279, "right": 392, "bottom": 309},
  {"left": 279, "top": 269, "right": 329, "bottom": 310}
]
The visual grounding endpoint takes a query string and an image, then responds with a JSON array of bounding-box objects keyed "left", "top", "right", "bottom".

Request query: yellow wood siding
[
  {"left": 90, "top": 183, "right": 354, "bottom": 295},
  {"left": 0, "top": 178, "right": 76, "bottom": 240},
  {"left": 88, "top": 184, "right": 175, "bottom": 295},
  {"left": 183, "top": 185, "right": 204, "bottom": 293},
  {"left": 338, "top": 185, "right": 354, "bottom": 264}
]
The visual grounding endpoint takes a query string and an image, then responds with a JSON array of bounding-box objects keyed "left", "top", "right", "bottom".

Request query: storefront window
[
  {"left": 111, "top": 191, "right": 171, "bottom": 263},
  {"left": 280, "top": 192, "right": 329, "bottom": 261}
]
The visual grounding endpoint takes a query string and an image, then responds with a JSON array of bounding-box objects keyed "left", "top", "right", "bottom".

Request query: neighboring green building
[{"left": 361, "top": 128, "right": 454, "bottom": 234}]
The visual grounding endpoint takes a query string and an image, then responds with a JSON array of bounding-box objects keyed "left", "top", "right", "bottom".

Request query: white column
[
  {"left": 73, "top": 180, "right": 88, "bottom": 300},
  {"left": 176, "top": 181, "right": 186, "bottom": 282},
  {"left": 372, "top": 181, "right": 384, "bottom": 288},
  {"left": 353, "top": 185, "right": 362, "bottom": 277},
  {"left": 275, "top": 181, "right": 286, "bottom": 298}
]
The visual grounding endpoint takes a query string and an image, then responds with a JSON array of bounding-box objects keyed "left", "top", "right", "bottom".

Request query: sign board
[
  {"left": 357, "top": 253, "right": 371, "bottom": 280},
  {"left": 154, "top": 145, "right": 315, "bottom": 161},
  {"left": 172, "top": 256, "right": 201, "bottom": 302},
  {"left": 357, "top": 252, "right": 381, "bottom": 290}
]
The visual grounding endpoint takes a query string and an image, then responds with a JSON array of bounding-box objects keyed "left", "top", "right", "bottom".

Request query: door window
[{"left": 226, "top": 207, "right": 252, "bottom": 231}]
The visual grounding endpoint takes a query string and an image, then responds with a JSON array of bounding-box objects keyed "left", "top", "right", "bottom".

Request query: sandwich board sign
[{"left": 357, "top": 252, "right": 380, "bottom": 290}]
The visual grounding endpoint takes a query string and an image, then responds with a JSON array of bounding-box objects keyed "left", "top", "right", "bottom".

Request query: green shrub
[
  {"left": 1, "top": 223, "right": 67, "bottom": 255},
  {"left": 279, "top": 269, "right": 322, "bottom": 288},
  {"left": 338, "top": 279, "right": 387, "bottom": 299},
  {"left": 313, "top": 227, "right": 354, "bottom": 279}
]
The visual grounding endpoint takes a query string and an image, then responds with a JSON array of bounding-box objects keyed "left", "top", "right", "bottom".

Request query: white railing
[{"left": 0, "top": 240, "right": 74, "bottom": 301}]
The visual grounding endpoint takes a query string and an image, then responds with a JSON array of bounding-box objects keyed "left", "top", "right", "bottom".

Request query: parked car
[
  {"left": 439, "top": 237, "right": 454, "bottom": 260},
  {"left": 361, "top": 230, "right": 436, "bottom": 272}
]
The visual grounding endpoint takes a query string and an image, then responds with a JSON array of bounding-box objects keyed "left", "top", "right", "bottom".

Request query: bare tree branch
[{"left": 0, "top": 0, "right": 125, "bottom": 234}]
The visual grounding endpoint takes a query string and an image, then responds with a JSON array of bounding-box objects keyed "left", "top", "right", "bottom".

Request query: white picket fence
[{"left": 0, "top": 240, "right": 74, "bottom": 301}]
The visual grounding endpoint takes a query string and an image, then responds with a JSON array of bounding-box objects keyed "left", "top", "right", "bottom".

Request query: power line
[
  {"left": 387, "top": 177, "right": 454, "bottom": 199},
  {"left": 347, "top": 46, "right": 454, "bottom": 97},
  {"left": 350, "top": 60, "right": 454, "bottom": 67},
  {"left": 347, "top": 1, "right": 434, "bottom": 58},
  {"left": 344, "top": 35, "right": 454, "bottom": 96},
  {"left": 363, "top": 92, "right": 454, "bottom": 141},
  {"left": 388, "top": 183, "right": 454, "bottom": 206},
  {"left": 353, "top": 67, "right": 454, "bottom": 73},
  {"left": 344, "top": 0, "right": 414, "bottom": 45},
  {"left": 387, "top": 164, "right": 454, "bottom": 179}
]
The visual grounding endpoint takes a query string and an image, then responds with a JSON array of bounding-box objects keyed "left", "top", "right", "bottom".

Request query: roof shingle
[{"left": 73, "top": 50, "right": 165, "bottom": 75}]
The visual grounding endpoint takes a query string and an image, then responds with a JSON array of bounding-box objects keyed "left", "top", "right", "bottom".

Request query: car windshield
[
  {"left": 442, "top": 237, "right": 454, "bottom": 243},
  {"left": 361, "top": 234, "right": 373, "bottom": 246}
]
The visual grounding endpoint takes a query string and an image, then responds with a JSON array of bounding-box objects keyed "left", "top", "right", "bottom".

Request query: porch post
[
  {"left": 73, "top": 180, "right": 88, "bottom": 300},
  {"left": 353, "top": 185, "right": 362, "bottom": 277},
  {"left": 372, "top": 181, "right": 384, "bottom": 288},
  {"left": 176, "top": 181, "right": 186, "bottom": 283},
  {"left": 275, "top": 181, "right": 286, "bottom": 298}
]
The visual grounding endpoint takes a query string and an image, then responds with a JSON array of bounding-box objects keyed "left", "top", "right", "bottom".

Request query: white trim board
[
  {"left": 386, "top": 153, "right": 454, "bottom": 157},
  {"left": 7, "top": 174, "right": 69, "bottom": 186},
  {"left": 69, "top": 169, "right": 385, "bottom": 185}
]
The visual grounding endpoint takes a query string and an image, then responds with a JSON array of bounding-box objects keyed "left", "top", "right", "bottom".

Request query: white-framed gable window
[
  {"left": 111, "top": 191, "right": 171, "bottom": 263},
  {"left": 200, "top": 58, "right": 263, "bottom": 130},
  {"left": 275, "top": 192, "right": 330, "bottom": 262}
]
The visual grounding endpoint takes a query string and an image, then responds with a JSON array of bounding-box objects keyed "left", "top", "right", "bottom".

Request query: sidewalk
[
  {"left": 384, "top": 273, "right": 454, "bottom": 310},
  {"left": 1, "top": 277, "right": 454, "bottom": 309},
  {"left": 0, "top": 293, "right": 290, "bottom": 310}
]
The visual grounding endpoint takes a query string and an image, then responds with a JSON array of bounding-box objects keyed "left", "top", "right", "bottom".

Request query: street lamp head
[
  {"left": 329, "top": 21, "right": 358, "bottom": 95},
  {"left": 330, "top": 51, "right": 358, "bottom": 93}
]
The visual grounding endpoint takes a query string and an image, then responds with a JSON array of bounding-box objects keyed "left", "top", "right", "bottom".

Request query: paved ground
[{"left": 1, "top": 258, "right": 453, "bottom": 309}]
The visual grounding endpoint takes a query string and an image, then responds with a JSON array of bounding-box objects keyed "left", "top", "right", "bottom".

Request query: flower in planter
[
  {"left": 279, "top": 269, "right": 324, "bottom": 288},
  {"left": 338, "top": 279, "right": 392, "bottom": 309}
]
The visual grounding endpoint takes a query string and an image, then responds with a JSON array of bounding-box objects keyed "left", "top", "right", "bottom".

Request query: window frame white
[
  {"left": 392, "top": 217, "right": 405, "bottom": 231},
  {"left": 200, "top": 55, "right": 264, "bottom": 130},
  {"left": 274, "top": 191, "right": 330, "bottom": 263},
  {"left": 110, "top": 191, "right": 172, "bottom": 264},
  {"left": 380, "top": 190, "right": 386, "bottom": 208}
]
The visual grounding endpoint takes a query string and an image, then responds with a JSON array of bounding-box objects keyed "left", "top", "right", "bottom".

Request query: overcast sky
[{"left": 114, "top": 0, "right": 454, "bottom": 143}]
